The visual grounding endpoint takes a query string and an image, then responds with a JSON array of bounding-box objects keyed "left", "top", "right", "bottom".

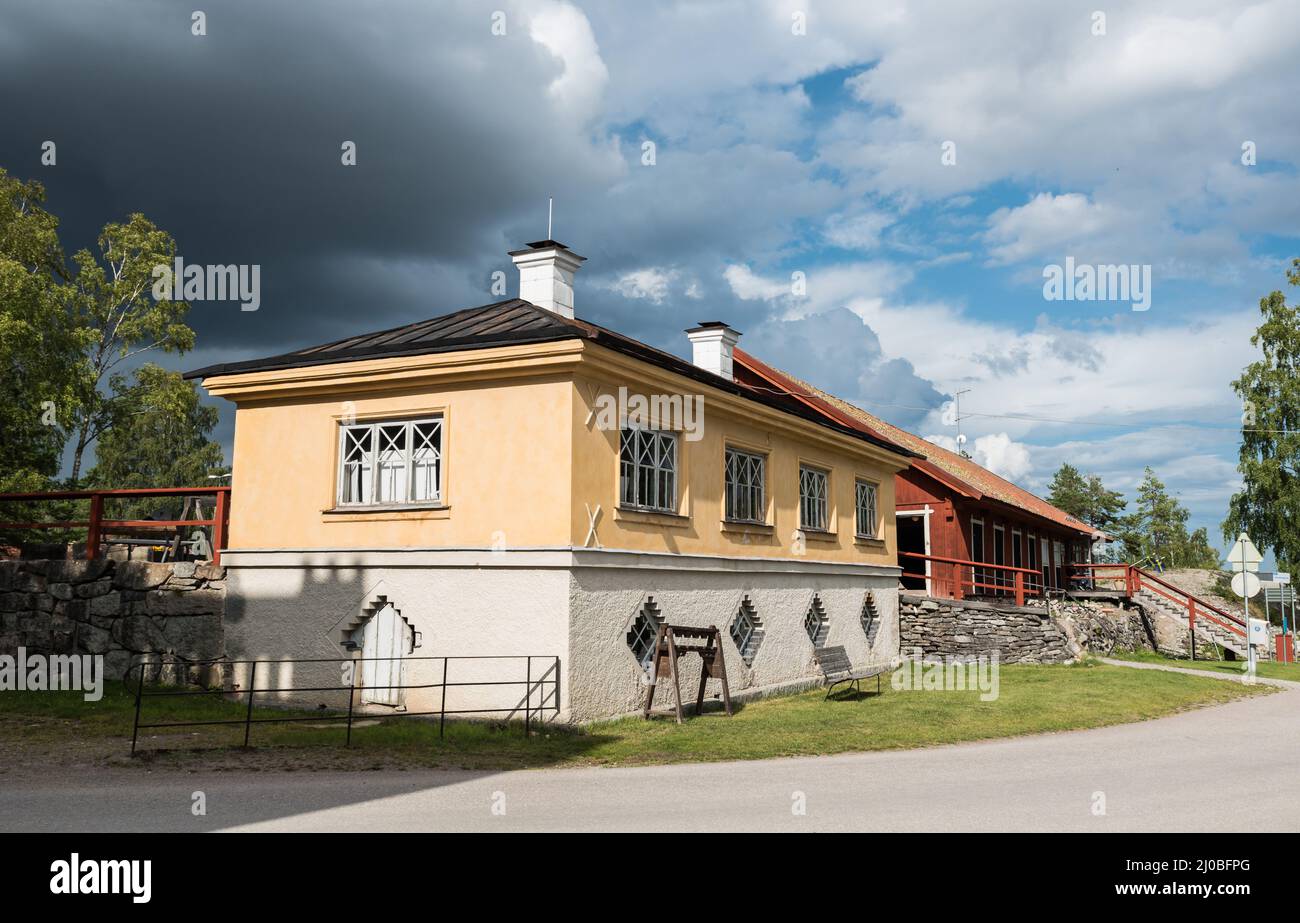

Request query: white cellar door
[{"left": 355, "top": 604, "right": 410, "bottom": 707}]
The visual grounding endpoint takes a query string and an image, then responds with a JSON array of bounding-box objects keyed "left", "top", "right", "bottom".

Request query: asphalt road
[{"left": 4, "top": 673, "right": 1297, "bottom": 832}]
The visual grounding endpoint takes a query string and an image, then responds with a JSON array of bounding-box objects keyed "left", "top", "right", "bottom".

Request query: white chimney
[
  {"left": 509, "top": 239, "right": 586, "bottom": 318},
  {"left": 686, "top": 322, "right": 741, "bottom": 381}
]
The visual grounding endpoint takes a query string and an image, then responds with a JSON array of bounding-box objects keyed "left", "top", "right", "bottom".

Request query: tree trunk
[{"left": 69, "top": 425, "right": 89, "bottom": 487}]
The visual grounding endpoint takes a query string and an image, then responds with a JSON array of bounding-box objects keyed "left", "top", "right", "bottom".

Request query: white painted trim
[
  {"left": 895, "top": 505, "right": 932, "bottom": 594},
  {"left": 219, "top": 545, "right": 902, "bottom": 577}
]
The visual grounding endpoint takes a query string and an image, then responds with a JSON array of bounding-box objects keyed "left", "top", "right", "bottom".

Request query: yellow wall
[
  {"left": 206, "top": 338, "right": 904, "bottom": 564},
  {"left": 570, "top": 347, "right": 901, "bottom": 565}
]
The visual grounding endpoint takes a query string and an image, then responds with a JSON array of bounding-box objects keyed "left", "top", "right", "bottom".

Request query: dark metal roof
[
  {"left": 186, "top": 299, "right": 918, "bottom": 460},
  {"left": 184, "top": 300, "right": 579, "bottom": 379}
]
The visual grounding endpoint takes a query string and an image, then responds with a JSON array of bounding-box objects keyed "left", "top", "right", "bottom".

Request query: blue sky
[{"left": 5, "top": 0, "right": 1298, "bottom": 554}]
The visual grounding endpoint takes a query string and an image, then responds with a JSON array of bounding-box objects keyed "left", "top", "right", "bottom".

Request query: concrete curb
[{"left": 1100, "top": 656, "right": 1300, "bottom": 689}]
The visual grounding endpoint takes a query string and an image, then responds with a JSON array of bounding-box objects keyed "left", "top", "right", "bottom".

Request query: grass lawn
[
  {"left": 0, "top": 660, "right": 1271, "bottom": 774},
  {"left": 1107, "top": 648, "right": 1300, "bottom": 683}
]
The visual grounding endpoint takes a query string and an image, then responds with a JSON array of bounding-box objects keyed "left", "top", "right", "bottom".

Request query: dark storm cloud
[
  {"left": 1, "top": 1, "right": 630, "bottom": 356},
  {"left": 2, "top": 0, "right": 939, "bottom": 465},
  {"left": 742, "top": 308, "right": 947, "bottom": 431}
]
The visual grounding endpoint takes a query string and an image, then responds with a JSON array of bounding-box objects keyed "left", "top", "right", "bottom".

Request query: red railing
[
  {"left": 1067, "top": 562, "right": 1134, "bottom": 594},
  {"left": 900, "top": 551, "right": 1041, "bottom": 606},
  {"left": 1068, "top": 562, "right": 1246, "bottom": 644},
  {"left": 0, "top": 487, "right": 230, "bottom": 565},
  {"left": 1131, "top": 565, "right": 1246, "bottom": 639}
]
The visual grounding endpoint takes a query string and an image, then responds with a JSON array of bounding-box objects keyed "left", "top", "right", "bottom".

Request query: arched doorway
[{"left": 350, "top": 603, "right": 415, "bottom": 707}]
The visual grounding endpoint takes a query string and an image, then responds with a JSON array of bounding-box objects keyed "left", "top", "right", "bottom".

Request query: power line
[{"left": 745, "top": 382, "right": 1286, "bottom": 432}]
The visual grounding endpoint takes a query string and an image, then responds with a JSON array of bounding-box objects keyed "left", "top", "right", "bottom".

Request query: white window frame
[
  {"left": 627, "top": 603, "right": 662, "bottom": 670},
  {"left": 729, "top": 597, "right": 763, "bottom": 667},
  {"left": 620, "top": 427, "right": 678, "bottom": 513},
  {"left": 854, "top": 479, "right": 879, "bottom": 539},
  {"left": 799, "top": 464, "right": 830, "bottom": 532},
  {"left": 724, "top": 447, "right": 766, "bottom": 524},
  {"left": 970, "top": 516, "right": 986, "bottom": 596},
  {"left": 337, "top": 416, "right": 443, "bottom": 507}
]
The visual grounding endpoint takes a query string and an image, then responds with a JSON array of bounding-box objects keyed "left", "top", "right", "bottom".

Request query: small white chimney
[
  {"left": 686, "top": 321, "right": 742, "bottom": 381},
  {"left": 509, "top": 239, "right": 586, "bottom": 318}
]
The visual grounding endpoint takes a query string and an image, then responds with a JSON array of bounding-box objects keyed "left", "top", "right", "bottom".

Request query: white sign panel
[
  {"left": 1276, "top": 572, "right": 1291, "bottom": 585},
  {"left": 1227, "top": 533, "right": 1262, "bottom": 572},
  {"left": 1248, "top": 618, "right": 1270, "bottom": 648},
  {"left": 1232, "top": 571, "right": 1262, "bottom": 598}
]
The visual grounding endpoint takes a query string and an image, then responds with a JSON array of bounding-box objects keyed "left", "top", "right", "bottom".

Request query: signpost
[
  {"left": 1264, "top": 580, "right": 1295, "bottom": 664},
  {"left": 1228, "top": 533, "right": 1263, "bottom": 675}
]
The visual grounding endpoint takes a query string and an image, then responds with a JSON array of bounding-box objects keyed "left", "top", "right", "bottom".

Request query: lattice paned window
[
  {"left": 860, "top": 591, "right": 880, "bottom": 644},
  {"left": 804, "top": 594, "right": 829, "bottom": 647},
  {"left": 729, "top": 596, "right": 765, "bottom": 667},
  {"left": 855, "top": 479, "right": 878, "bottom": 538},
  {"left": 338, "top": 417, "right": 442, "bottom": 506},
  {"left": 799, "top": 465, "right": 829, "bottom": 532},
  {"left": 724, "top": 448, "right": 765, "bottom": 523},
  {"left": 620, "top": 428, "right": 677, "bottom": 513},
  {"left": 626, "top": 597, "right": 663, "bottom": 670}
]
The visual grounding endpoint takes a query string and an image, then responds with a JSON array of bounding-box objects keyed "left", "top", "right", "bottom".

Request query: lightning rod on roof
[{"left": 548, "top": 197, "right": 553, "bottom": 240}]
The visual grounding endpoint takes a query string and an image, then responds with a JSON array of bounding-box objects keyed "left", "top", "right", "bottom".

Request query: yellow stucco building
[{"left": 190, "top": 241, "right": 914, "bottom": 720}]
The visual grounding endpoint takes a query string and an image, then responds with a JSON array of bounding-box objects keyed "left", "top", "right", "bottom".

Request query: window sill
[
  {"left": 854, "top": 535, "right": 886, "bottom": 549},
  {"left": 613, "top": 506, "right": 691, "bottom": 529},
  {"left": 720, "top": 519, "right": 774, "bottom": 536},
  {"left": 323, "top": 503, "right": 450, "bottom": 521},
  {"left": 798, "top": 528, "right": 839, "bottom": 544}
]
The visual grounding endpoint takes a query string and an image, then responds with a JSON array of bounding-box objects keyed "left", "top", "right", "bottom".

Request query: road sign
[
  {"left": 1232, "top": 571, "right": 1262, "bottom": 598},
  {"left": 1227, "top": 533, "right": 1262, "bottom": 572},
  {"left": 1276, "top": 572, "right": 1291, "bottom": 585}
]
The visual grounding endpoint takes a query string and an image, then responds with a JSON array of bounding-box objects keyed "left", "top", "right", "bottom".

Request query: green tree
[
  {"left": 1224, "top": 257, "right": 1300, "bottom": 572},
  {"left": 1119, "top": 467, "right": 1220, "bottom": 568},
  {"left": 0, "top": 169, "right": 79, "bottom": 491},
  {"left": 64, "top": 213, "right": 193, "bottom": 484},
  {"left": 1182, "top": 527, "right": 1222, "bottom": 569},
  {"left": 87, "top": 365, "right": 225, "bottom": 520},
  {"left": 1047, "top": 463, "right": 1126, "bottom": 530},
  {"left": 1046, "top": 463, "right": 1088, "bottom": 516}
]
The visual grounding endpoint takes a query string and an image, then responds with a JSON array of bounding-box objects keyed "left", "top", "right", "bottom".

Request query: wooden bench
[{"left": 814, "top": 645, "right": 889, "bottom": 699}]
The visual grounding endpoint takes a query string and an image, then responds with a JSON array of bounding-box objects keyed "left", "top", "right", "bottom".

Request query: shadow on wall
[{"left": 220, "top": 557, "right": 564, "bottom": 723}]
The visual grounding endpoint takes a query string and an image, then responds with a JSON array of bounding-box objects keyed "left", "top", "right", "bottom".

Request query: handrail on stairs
[
  {"left": 1130, "top": 566, "right": 1246, "bottom": 638},
  {"left": 1067, "top": 562, "right": 1247, "bottom": 646}
]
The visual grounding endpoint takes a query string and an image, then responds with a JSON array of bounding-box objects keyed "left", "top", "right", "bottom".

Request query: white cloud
[
  {"left": 601, "top": 267, "right": 677, "bottom": 303},
  {"left": 984, "top": 193, "right": 1117, "bottom": 265},
  {"left": 823, "top": 210, "right": 894, "bottom": 251},
  {"left": 524, "top": 0, "right": 609, "bottom": 120},
  {"left": 924, "top": 432, "right": 1034, "bottom": 481},
  {"left": 723, "top": 263, "right": 792, "bottom": 301}
]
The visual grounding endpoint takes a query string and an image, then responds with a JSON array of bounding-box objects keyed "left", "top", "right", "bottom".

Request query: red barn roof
[{"left": 734, "top": 349, "right": 1096, "bottom": 538}]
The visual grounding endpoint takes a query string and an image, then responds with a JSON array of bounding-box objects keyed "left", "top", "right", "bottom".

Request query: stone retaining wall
[
  {"left": 0, "top": 559, "right": 225, "bottom": 679},
  {"left": 899, "top": 594, "right": 1079, "bottom": 663}
]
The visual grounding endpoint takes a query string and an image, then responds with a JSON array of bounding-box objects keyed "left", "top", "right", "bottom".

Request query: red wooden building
[{"left": 735, "top": 352, "right": 1100, "bottom": 601}]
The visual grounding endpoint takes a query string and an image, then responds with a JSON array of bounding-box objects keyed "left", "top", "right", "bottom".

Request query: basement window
[
  {"left": 626, "top": 597, "right": 664, "bottom": 670},
  {"left": 861, "top": 591, "right": 879, "bottom": 644},
  {"left": 804, "top": 595, "right": 829, "bottom": 647},
  {"left": 729, "top": 596, "right": 765, "bottom": 667},
  {"left": 338, "top": 417, "right": 442, "bottom": 506},
  {"left": 620, "top": 428, "right": 677, "bottom": 513}
]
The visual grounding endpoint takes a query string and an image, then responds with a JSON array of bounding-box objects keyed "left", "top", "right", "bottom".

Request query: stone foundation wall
[
  {"left": 1042, "top": 600, "right": 1158, "bottom": 656},
  {"left": 899, "top": 594, "right": 1078, "bottom": 664},
  {"left": 0, "top": 559, "right": 225, "bottom": 679}
]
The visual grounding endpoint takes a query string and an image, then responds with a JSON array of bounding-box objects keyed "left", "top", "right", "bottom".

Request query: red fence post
[
  {"left": 86, "top": 493, "right": 103, "bottom": 560},
  {"left": 1014, "top": 570, "right": 1025, "bottom": 606},
  {"left": 212, "top": 489, "right": 229, "bottom": 566}
]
